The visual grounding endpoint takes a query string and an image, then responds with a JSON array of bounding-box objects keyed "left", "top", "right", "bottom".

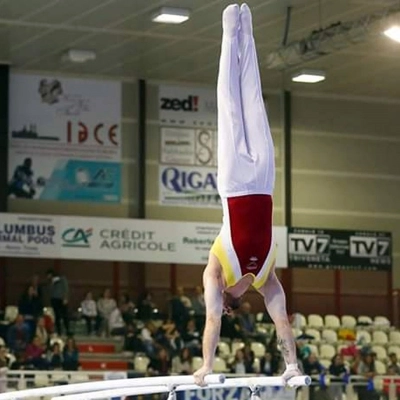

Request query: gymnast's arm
[{"left": 194, "top": 254, "right": 223, "bottom": 385}]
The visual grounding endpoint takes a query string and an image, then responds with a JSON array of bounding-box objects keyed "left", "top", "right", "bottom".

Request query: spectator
[
  {"left": 48, "top": 342, "right": 63, "bottom": 370},
  {"left": 329, "top": 354, "right": 348, "bottom": 400},
  {"left": 119, "top": 294, "right": 136, "bottom": 324},
  {"left": 329, "top": 353, "right": 348, "bottom": 377},
  {"left": 18, "top": 285, "right": 43, "bottom": 328},
  {"left": 148, "top": 347, "right": 171, "bottom": 376},
  {"left": 220, "top": 312, "right": 243, "bottom": 339},
  {"left": 243, "top": 342, "right": 256, "bottom": 373},
  {"left": 237, "top": 302, "right": 257, "bottom": 339},
  {"left": 63, "top": 337, "right": 79, "bottom": 371},
  {"left": 182, "top": 319, "right": 201, "bottom": 355},
  {"left": 172, "top": 347, "right": 193, "bottom": 375},
  {"left": 109, "top": 304, "right": 126, "bottom": 337},
  {"left": 97, "top": 288, "right": 117, "bottom": 337},
  {"left": 176, "top": 287, "right": 192, "bottom": 309},
  {"left": 9, "top": 352, "right": 26, "bottom": 370},
  {"left": 260, "top": 351, "right": 280, "bottom": 376},
  {"left": 297, "top": 339, "right": 312, "bottom": 361},
  {"left": 191, "top": 286, "right": 205, "bottom": 314},
  {"left": 47, "top": 269, "right": 70, "bottom": 335},
  {"left": 124, "top": 324, "right": 144, "bottom": 353},
  {"left": 355, "top": 352, "right": 379, "bottom": 400},
  {"left": 357, "top": 352, "right": 376, "bottom": 377},
  {"left": 30, "top": 274, "right": 44, "bottom": 303},
  {"left": 303, "top": 353, "right": 325, "bottom": 376},
  {"left": 170, "top": 288, "right": 192, "bottom": 331},
  {"left": 25, "top": 336, "right": 47, "bottom": 370},
  {"left": 81, "top": 291, "right": 99, "bottom": 335},
  {"left": 230, "top": 349, "right": 253, "bottom": 374},
  {"left": 137, "top": 291, "right": 155, "bottom": 321},
  {"left": 165, "top": 325, "right": 184, "bottom": 357},
  {"left": 387, "top": 353, "right": 400, "bottom": 375},
  {"left": 7, "top": 315, "right": 31, "bottom": 354},
  {"left": 0, "top": 347, "right": 8, "bottom": 368},
  {"left": 35, "top": 316, "right": 49, "bottom": 349},
  {"left": 141, "top": 321, "right": 157, "bottom": 357}
]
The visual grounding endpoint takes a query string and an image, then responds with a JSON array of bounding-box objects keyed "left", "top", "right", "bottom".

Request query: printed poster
[
  {"left": 159, "top": 85, "right": 217, "bottom": 128},
  {"left": 8, "top": 73, "right": 122, "bottom": 203}
]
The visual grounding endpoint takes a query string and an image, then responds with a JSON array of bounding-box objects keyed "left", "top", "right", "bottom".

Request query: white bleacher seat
[
  {"left": 251, "top": 342, "right": 266, "bottom": 358},
  {"left": 356, "top": 330, "right": 371, "bottom": 344},
  {"left": 253, "top": 357, "right": 260, "bottom": 373},
  {"left": 358, "top": 316, "right": 373, "bottom": 325},
  {"left": 374, "top": 360, "right": 386, "bottom": 375},
  {"left": 325, "top": 315, "right": 341, "bottom": 329},
  {"left": 320, "top": 344, "right": 336, "bottom": 359},
  {"left": 134, "top": 356, "right": 149, "bottom": 373},
  {"left": 308, "top": 314, "right": 324, "bottom": 329},
  {"left": 389, "top": 331, "right": 400, "bottom": 345},
  {"left": 213, "top": 357, "right": 228, "bottom": 372},
  {"left": 193, "top": 357, "right": 203, "bottom": 370},
  {"left": 292, "top": 328, "right": 303, "bottom": 338},
  {"left": 218, "top": 342, "right": 230, "bottom": 358},
  {"left": 51, "top": 372, "right": 69, "bottom": 383},
  {"left": 308, "top": 344, "right": 319, "bottom": 356},
  {"left": 256, "top": 326, "right": 268, "bottom": 335},
  {"left": 256, "top": 312, "right": 264, "bottom": 322},
  {"left": 231, "top": 341, "right": 245, "bottom": 355},
  {"left": 374, "top": 315, "right": 391, "bottom": 326},
  {"left": 305, "top": 328, "right": 321, "bottom": 342},
  {"left": 292, "top": 313, "right": 307, "bottom": 329},
  {"left": 372, "top": 330, "right": 388, "bottom": 345},
  {"left": 70, "top": 373, "right": 90, "bottom": 383},
  {"left": 387, "top": 346, "right": 400, "bottom": 359},
  {"left": 341, "top": 315, "right": 357, "bottom": 328},
  {"left": 371, "top": 345, "right": 387, "bottom": 361},
  {"left": 322, "top": 329, "right": 338, "bottom": 343},
  {"left": 320, "top": 359, "right": 331, "bottom": 369},
  {"left": 4, "top": 306, "right": 18, "bottom": 322},
  {"left": 34, "top": 374, "right": 50, "bottom": 387}
]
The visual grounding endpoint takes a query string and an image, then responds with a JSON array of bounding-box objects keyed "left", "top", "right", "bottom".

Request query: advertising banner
[
  {"left": 177, "top": 386, "right": 295, "bottom": 400},
  {"left": 160, "top": 127, "right": 217, "bottom": 167},
  {"left": 0, "top": 213, "right": 60, "bottom": 258},
  {"left": 59, "top": 217, "right": 288, "bottom": 267},
  {"left": 8, "top": 73, "right": 122, "bottom": 203},
  {"left": 0, "top": 213, "right": 288, "bottom": 267},
  {"left": 159, "top": 165, "right": 220, "bottom": 208},
  {"left": 159, "top": 85, "right": 217, "bottom": 128},
  {"left": 288, "top": 227, "right": 392, "bottom": 271}
]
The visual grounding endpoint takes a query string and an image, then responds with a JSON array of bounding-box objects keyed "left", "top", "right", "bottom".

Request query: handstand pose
[{"left": 193, "top": 3, "right": 301, "bottom": 385}]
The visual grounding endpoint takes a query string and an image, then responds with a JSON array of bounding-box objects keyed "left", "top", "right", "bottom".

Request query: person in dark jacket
[{"left": 47, "top": 269, "right": 70, "bottom": 335}]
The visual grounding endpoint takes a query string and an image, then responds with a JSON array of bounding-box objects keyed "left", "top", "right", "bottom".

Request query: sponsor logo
[
  {"left": 0, "top": 224, "right": 55, "bottom": 245},
  {"left": 161, "top": 167, "right": 217, "bottom": 193},
  {"left": 160, "top": 95, "right": 199, "bottom": 112},
  {"left": 289, "top": 234, "right": 330, "bottom": 255},
  {"left": 350, "top": 236, "right": 391, "bottom": 258},
  {"left": 62, "top": 228, "right": 93, "bottom": 247}
]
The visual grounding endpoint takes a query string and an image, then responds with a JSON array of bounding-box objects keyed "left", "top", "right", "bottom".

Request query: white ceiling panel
[
  {"left": 27, "top": 0, "right": 112, "bottom": 24},
  {"left": 0, "top": 0, "right": 398, "bottom": 97},
  {"left": 0, "top": 0, "right": 58, "bottom": 19}
]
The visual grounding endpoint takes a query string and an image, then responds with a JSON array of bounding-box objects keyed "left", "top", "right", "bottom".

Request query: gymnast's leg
[
  {"left": 238, "top": 3, "right": 275, "bottom": 195},
  {"left": 216, "top": 4, "right": 250, "bottom": 198}
]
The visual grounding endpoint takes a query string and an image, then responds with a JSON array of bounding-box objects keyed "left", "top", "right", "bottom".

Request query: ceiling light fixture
[
  {"left": 291, "top": 70, "right": 326, "bottom": 83},
  {"left": 383, "top": 25, "right": 400, "bottom": 42},
  {"left": 151, "top": 7, "right": 190, "bottom": 24},
  {"left": 61, "top": 49, "right": 96, "bottom": 63}
]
